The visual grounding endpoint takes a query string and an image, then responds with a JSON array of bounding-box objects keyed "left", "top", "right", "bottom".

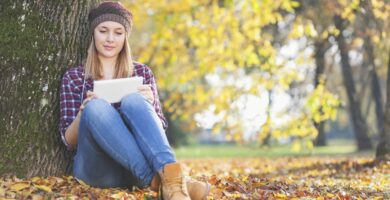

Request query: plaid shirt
[{"left": 59, "top": 62, "right": 168, "bottom": 150}]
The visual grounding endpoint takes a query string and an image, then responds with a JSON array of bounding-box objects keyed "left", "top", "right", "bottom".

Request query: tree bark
[
  {"left": 0, "top": 0, "right": 100, "bottom": 178},
  {"left": 367, "top": 38, "right": 385, "bottom": 135},
  {"left": 334, "top": 15, "right": 373, "bottom": 150},
  {"left": 358, "top": 0, "right": 385, "bottom": 137},
  {"left": 376, "top": 52, "right": 390, "bottom": 159},
  {"left": 313, "top": 40, "right": 329, "bottom": 146}
]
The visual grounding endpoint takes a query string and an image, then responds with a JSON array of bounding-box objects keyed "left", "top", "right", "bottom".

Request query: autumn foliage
[
  {"left": 1, "top": 157, "right": 389, "bottom": 199},
  {"left": 124, "top": 0, "right": 389, "bottom": 148}
]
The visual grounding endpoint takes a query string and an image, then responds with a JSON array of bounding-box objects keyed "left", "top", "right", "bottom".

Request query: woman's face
[{"left": 94, "top": 21, "right": 126, "bottom": 59}]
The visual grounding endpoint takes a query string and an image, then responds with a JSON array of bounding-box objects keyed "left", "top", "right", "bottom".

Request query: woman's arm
[
  {"left": 63, "top": 91, "right": 97, "bottom": 148},
  {"left": 64, "top": 111, "right": 82, "bottom": 147},
  {"left": 142, "top": 65, "right": 168, "bottom": 130},
  {"left": 59, "top": 69, "right": 96, "bottom": 150},
  {"left": 59, "top": 72, "right": 80, "bottom": 150}
]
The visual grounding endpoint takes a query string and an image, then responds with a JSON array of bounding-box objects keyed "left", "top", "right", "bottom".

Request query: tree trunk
[
  {"left": 359, "top": 0, "right": 385, "bottom": 137},
  {"left": 313, "top": 40, "right": 329, "bottom": 146},
  {"left": 367, "top": 39, "right": 385, "bottom": 135},
  {"left": 376, "top": 52, "right": 390, "bottom": 159},
  {"left": 164, "top": 111, "right": 177, "bottom": 147},
  {"left": 334, "top": 15, "right": 373, "bottom": 150},
  {"left": 262, "top": 89, "right": 272, "bottom": 146},
  {"left": 0, "top": 0, "right": 100, "bottom": 178}
]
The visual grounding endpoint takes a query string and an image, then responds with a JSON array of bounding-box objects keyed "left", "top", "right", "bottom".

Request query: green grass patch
[{"left": 174, "top": 141, "right": 374, "bottom": 159}]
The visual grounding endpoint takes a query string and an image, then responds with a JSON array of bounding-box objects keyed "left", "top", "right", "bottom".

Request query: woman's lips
[{"left": 103, "top": 45, "right": 114, "bottom": 50}]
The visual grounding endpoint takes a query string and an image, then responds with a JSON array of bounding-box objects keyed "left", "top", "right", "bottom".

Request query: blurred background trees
[{"left": 126, "top": 0, "right": 389, "bottom": 152}]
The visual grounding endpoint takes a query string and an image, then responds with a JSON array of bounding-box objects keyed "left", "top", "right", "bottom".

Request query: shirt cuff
[{"left": 61, "top": 131, "right": 75, "bottom": 151}]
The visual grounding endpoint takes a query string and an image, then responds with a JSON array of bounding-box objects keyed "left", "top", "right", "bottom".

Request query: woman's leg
[
  {"left": 73, "top": 98, "right": 155, "bottom": 188},
  {"left": 120, "top": 93, "right": 212, "bottom": 200},
  {"left": 120, "top": 93, "right": 176, "bottom": 172}
]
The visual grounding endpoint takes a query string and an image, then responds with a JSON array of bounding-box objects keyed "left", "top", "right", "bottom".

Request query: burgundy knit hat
[{"left": 88, "top": 1, "right": 133, "bottom": 33}]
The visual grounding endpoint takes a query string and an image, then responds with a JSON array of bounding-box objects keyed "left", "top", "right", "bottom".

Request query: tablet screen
[{"left": 93, "top": 76, "right": 144, "bottom": 103}]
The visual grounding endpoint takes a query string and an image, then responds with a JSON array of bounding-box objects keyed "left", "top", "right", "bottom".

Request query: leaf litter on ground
[{"left": 0, "top": 156, "right": 389, "bottom": 199}]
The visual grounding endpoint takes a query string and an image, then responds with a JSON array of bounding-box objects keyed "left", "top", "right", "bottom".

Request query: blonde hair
[{"left": 84, "top": 34, "right": 134, "bottom": 80}]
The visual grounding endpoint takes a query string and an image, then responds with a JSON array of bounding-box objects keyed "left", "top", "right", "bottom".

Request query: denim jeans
[{"left": 73, "top": 93, "right": 176, "bottom": 189}]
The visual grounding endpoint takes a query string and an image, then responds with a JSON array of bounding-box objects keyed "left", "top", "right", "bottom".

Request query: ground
[{"left": 0, "top": 156, "right": 389, "bottom": 199}]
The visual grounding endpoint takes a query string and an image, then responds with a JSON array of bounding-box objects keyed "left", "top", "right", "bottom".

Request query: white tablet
[{"left": 93, "top": 76, "right": 144, "bottom": 103}]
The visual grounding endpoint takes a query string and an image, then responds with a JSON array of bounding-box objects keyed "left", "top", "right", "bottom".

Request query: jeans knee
[
  {"left": 83, "top": 98, "right": 111, "bottom": 119},
  {"left": 121, "top": 93, "right": 146, "bottom": 112}
]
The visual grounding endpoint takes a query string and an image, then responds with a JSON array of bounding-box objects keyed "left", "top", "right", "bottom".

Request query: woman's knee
[
  {"left": 83, "top": 98, "right": 112, "bottom": 118},
  {"left": 121, "top": 93, "right": 147, "bottom": 112}
]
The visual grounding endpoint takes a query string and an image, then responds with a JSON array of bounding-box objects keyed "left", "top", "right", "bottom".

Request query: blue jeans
[{"left": 73, "top": 93, "right": 176, "bottom": 189}]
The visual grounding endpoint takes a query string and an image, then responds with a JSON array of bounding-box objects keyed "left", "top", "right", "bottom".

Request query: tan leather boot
[
  {"left": 186, "top": 179, "right": 211, "bottom": 200},
  {"left": 159, "top": 163, "right": 190, "bottom": 200},
  {"left": 153, "top": 174, "right": 211, "bottom": 200}
]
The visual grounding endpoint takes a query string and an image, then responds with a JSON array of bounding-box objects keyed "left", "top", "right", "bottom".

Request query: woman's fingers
[
  {"left": 138, "top": 90, "right": 154, "bottom": 104},
  {"left": 80, "top": 92, "right": 97, "bottom": 111},
  {"left": 138, "top": 85, "right": 154, "bottom": 103},
  {"left": 138, "top": 84, "right": 151, "bottom": 91},
  {"left": 80, "top": 98, "right": 90, "bottom": 111},
  {"left": 86, "top": 91, "right": 97, "bottom": 98}
]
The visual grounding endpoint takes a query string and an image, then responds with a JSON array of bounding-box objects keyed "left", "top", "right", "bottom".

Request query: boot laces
[{"left": 165, "top": 176, "right": 185, "bottom": 195}]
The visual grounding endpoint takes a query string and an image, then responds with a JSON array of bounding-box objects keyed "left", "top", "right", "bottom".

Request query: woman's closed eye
[{"left": 99, "top": 30, "right": 122, "bottom": 35}]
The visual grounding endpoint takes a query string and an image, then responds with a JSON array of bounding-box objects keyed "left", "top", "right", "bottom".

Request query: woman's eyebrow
[{"left": 100, "top": 26, "right": 124, "bottom": 30}]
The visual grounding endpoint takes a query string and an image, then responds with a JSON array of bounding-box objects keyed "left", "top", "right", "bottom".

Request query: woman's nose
[{"left": 106, "top": 32, "right": 114, "bottom": 42}]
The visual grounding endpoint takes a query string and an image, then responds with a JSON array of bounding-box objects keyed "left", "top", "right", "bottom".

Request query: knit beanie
[{"left": 88, "top": 1, "right": 133, "bottom": 33}]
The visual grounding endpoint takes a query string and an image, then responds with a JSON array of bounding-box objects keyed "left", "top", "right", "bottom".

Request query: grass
[{"left": 174, "top": 140, "right": 374, "bottom": 159}]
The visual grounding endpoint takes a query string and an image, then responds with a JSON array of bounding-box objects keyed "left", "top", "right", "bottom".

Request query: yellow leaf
[
  {"left": 326, "top": 193, "right": 335, "bottom": 197},
  {"left": 306, "top": 140, "right": 314, "bottom": 150},
  {"left": 292, "top": 141, "right": 301, "bottom": 152},
  {"left": 233, "top": 133, "right": 241, "bottom": 141},
  {"left": 252, "top": 182, "right": 266, "bottom": 188},
  {"left": 34, "top": 184, "right": 52, "bottom": 193},
  {"left": 304, "top": 23, "right": 318, "bottom": 37},
  {"left": 31, "top": 177, "right": 40, "bottom": 183},
  {"left": 10, "top": 182, "right": 30, "bottom": 191},
  {"left": 66, "top": 176, "right": 74, "bottom": 182},
  {"left": 274, "top": 193, "right": 287, "bottom": 198}
]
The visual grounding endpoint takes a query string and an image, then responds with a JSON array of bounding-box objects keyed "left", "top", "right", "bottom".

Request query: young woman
[{"left": 59, "top": 2, "right": 209, "bottom": 199}]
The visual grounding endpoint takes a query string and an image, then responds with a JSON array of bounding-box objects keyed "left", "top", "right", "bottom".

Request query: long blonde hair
[{"left": 84, "top": 34, "right": 134, "bottom": 80}]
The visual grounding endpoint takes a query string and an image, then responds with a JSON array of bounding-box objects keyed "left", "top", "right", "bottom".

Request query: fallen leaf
[
  {"left": 274, "top": 193, "right": 287, "bottom": 198},
  {"left": 10, "top": 182, "right": 30, "bottom": 191},
  {"left": 34, "top": 184, "right": 52, "bottom": 193}
]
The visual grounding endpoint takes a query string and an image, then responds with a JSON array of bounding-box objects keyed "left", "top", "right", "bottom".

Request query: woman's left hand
[{"left": 138, "top": 84, "right": 154, "bottom": 104}]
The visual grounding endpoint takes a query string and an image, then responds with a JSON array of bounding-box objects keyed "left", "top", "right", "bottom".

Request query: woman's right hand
[{"left": 80, "top": 91, "right": 98, "bottom": 112}]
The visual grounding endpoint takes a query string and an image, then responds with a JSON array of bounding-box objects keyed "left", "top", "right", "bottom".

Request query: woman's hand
[
  {"left": 138, "top": 85, "right": 154, "bottom": 104},
  {"left": 80, "top": 91, "right": 98, "bottom": 112}
]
